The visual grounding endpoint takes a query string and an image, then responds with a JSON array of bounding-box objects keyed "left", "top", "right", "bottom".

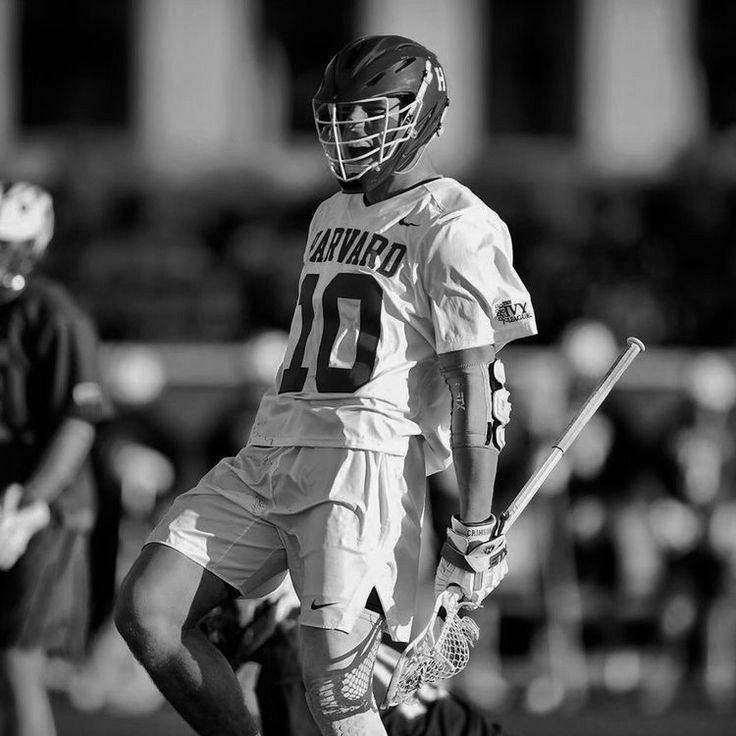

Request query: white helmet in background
[{"left": 0, "top": 181, "right": 54, "bottom": 294}]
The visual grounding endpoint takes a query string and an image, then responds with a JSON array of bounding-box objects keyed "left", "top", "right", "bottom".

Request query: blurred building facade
[
  {"left": 0, "top": 0, "right": 714, "bottom": 179},
  {"left": 1, "top": 0, "right": 734, "bottom": 349}
]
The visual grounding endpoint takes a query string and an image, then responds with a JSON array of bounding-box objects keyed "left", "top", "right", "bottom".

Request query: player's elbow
[{"left": 439, "top": 344, "right": 510, "bottom": 452}]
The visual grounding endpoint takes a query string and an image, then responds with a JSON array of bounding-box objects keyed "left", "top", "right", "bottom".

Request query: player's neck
[{"left": 363, "top": 157, "right": 440, "bottom": 205}]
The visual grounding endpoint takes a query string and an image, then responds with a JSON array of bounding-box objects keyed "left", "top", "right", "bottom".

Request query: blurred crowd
[
  {"left": 61, "top": 323, "right": 736, "bottom": 723},
  {"left": 16, "top": 132, "right": 735, "bottom": 723},
  {"left": 34, "top": 127, "right": 736, "bottom": 349}
]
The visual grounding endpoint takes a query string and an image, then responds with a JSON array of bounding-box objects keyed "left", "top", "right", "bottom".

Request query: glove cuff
[{"left": 451, "top": 514, "right": 496, "bottom": 539}]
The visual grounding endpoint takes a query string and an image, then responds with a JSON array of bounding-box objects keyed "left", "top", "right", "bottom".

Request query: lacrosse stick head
[{"left": 381, "top": 588, "right": 479, "bottom": 709}]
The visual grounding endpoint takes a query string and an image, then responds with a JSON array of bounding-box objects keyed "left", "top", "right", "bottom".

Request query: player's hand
[
  {"left": 434, "top": 514, "right": 508, "bottom": 608},
  {"left": 0, "top": 484, "right": 51, "bottom": 571}
]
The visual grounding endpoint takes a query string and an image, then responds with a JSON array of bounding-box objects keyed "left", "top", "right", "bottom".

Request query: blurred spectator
[
  {"left": 88, "top": 345, "right": 178, "bottom": 634},
  {"left": 73, "top": 186, "right": 246, "bottom": 341},
  {"left": 203, "top": 330, "right": 291, "bottom": 466},
  {"left": 223, "top": 223, "right": 307, "bottom": 334},
  {"left": 59, "top": 344, "right": 180, "bottom": 717}
]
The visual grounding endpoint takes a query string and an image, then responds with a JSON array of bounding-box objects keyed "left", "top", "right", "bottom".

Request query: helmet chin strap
[{"left": 394, "top": 114, "right": 445, "bottom": 176}]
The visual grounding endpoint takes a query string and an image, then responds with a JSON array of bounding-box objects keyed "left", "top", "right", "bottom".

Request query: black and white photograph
[{"left": 1, "top": 2, "right": 735, "bottom": 735}]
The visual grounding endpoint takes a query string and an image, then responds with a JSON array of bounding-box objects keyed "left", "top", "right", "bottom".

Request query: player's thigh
[
  {"left": 146, "top": 470, "right": 289, "bottom": 600},
  {"left": 279, "top": 443, "right": 426, "bottom": 641},
  {"left": 299, "top": 610, "right": 384, "bottom": 681},
  {"left": 116, "top": 543, "right": 234, "bottom": 632}
]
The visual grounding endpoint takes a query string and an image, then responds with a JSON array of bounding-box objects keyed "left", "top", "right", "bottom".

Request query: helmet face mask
[
  {"left": 313, "top": 94, "right": 421, "bottom": 182},
  {"left": 0, "top": 182, "right": 54, "bottom": 295},
  {"left": 313, "top": 36, "right": 450, "bottom": 193}
]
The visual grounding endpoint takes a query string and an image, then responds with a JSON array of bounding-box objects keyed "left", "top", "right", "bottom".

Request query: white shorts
[{"left": 146, "top": 440, "right": 427, "bottom": 642}]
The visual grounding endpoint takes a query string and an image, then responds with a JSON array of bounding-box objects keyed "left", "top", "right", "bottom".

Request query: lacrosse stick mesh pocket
[{"left": 389, "top": 611, "right": 480, "bottom": 705}]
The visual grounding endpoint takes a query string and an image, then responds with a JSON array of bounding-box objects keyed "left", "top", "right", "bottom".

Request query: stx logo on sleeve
[{"left": 494, "top": 299, "right": 532, "bottom": 325}]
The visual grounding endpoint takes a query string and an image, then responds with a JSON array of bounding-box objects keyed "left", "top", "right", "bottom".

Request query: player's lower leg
[
  {"left": 114, "top": 545, "right": 261, "bottom": 736},
  {"left": 129, "top": 622, "right": 260, "bottom": 736},
  {"left": 300, "top": 609, "right": 388, "bottom": 736}
]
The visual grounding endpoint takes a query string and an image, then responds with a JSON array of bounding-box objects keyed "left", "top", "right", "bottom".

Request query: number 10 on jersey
[{"left": 278, "top": 272, "right": 383, "bottom": 394}]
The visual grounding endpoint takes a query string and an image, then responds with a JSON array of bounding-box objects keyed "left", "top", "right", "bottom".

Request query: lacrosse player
[
  {"left": 116, "top": 35, "right": 537, "bottom": 736},
  {"left": 0, "top": 182, "right": 112, "bottom": 736}
]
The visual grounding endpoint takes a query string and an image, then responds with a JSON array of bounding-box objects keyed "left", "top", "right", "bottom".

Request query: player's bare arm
[{"left": 22, "top": 417, "right": 96, "bottom": 506}]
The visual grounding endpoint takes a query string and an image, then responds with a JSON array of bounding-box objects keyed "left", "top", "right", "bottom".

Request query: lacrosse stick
[
  {"left": 383, "top": 587, "right": 480, "bottom": 708},
  {"left": 500, "top": 336, "right": 645, "bottom": 530},
  {"left": 382, "top": 336, "right": 645, "bottom": 709}
]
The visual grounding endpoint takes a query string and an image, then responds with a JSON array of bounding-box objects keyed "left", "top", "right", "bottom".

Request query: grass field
[{"left": 53, "top": 693, "right": 734, "bottom": 736}]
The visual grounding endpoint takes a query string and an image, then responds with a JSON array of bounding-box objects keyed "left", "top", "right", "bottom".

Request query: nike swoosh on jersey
[
  {"left": 398, "top": 216, "right": 420, "bottom": 227},
  {"left": 310, "top": 600, "right": 339, "bottom": 610}
]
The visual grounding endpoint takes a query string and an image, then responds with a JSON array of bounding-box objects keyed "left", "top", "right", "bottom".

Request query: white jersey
[{"left": 248, "top": 177, "right": 537, "bottom": 474}]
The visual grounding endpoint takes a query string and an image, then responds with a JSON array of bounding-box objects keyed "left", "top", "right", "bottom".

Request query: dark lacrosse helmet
[{"left": 313, "top": 35, "right": 450, "bottom": 193}]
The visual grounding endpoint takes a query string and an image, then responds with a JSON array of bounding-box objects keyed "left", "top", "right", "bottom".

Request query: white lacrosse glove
[
  {"left": 0, "top": 484, "right": 51, "bottom": 571},
  {"left": 434, "top": 514, "right": 508, "bottom": 608}
]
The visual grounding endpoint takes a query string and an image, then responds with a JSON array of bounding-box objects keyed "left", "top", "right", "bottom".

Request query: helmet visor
[{"left": 313, "top": 96, "right": 420, "bottom": 182}]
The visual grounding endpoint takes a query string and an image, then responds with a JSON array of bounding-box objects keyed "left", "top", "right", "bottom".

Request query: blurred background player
[
  {"left": 114, "top": 34, "right": 536, "bottom": 736},
  {"left": 0, "top": 182, "right": 112, "bottom": 736}
]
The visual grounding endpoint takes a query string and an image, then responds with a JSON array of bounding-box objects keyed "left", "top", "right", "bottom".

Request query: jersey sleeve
[
  {"left": 42, "top": 306, "right": 113, "bottom": 425},
  {"left": 422, "top": 212, "right": 537, "bottom": 354}
]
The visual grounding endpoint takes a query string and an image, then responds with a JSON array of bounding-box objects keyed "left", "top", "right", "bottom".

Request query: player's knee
[
  {"left": 300, "top": 615, "right": 383, "bottom": 725},
  {"left": 114, "top": 572, "right": 180, "bottom": 658},
  {"left": 301, "top": 649, "right": 374, "bottom": 709},
  {"left": 113, "top": 576, "right": 150, "bottom": 651},
  {"left": 302, "top": 666, "right": 374, "bottom": 726}
]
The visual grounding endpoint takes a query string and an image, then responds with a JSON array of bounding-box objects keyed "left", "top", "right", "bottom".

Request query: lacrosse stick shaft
[{"left": 502, "top": 336, "right": 645, "bottom": 530}]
